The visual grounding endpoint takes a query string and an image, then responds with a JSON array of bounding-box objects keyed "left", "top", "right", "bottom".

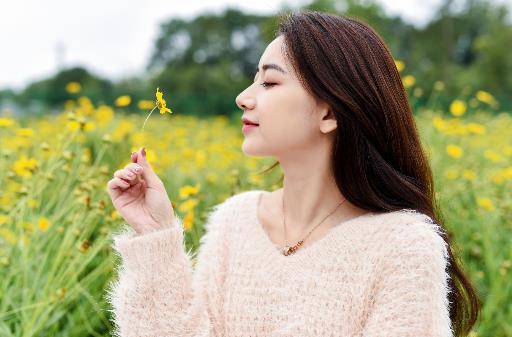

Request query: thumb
[{"left": 136, "top": 147, "right": 162, "bottom": 187}]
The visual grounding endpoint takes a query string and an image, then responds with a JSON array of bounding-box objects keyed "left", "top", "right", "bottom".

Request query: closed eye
[{"left": 260, "top": 82, "right": 276, "bottom": 88}]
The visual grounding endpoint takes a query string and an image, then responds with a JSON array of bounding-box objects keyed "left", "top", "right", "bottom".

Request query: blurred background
[
  {"left": 2, "top": 0, "right": 512, "bottom": 116},
  {"left": 0, "top": 0, "right": 511, "bottom": 336}
]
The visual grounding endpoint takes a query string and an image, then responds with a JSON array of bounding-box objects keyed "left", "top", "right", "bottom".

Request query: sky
[{"left": 0, "top": 0, "right": 510, "bottom": 91}]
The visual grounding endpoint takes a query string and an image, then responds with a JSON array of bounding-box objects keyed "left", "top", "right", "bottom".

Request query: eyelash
[{"left": 260, "top": 82, "right": 276, "bottom": 88}]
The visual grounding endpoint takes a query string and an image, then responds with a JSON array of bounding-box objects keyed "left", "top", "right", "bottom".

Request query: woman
[{"left": 106, "top": 11, "right": 480, "bottom": 337}]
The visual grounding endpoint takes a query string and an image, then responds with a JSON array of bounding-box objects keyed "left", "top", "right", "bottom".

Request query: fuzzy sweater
[{"left": 107, "top": 189, "right": 453, "bottom": 337}]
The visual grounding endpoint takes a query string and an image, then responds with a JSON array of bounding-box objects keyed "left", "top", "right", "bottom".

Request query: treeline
[{"left": 1, "top": 0, "right": 511, "bottom": 116}]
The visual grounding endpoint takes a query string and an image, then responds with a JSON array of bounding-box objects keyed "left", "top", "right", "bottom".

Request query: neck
[{"left": 280, "top": 175, "right": 347, "bottom": 233}]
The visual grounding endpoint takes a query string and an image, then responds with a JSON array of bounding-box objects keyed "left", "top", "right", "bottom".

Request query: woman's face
[{"left": 235, "top": 35, "right": 335, "bottom": 158}]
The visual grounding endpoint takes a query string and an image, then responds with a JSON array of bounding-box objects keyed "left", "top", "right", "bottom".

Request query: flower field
[{"left": 0, "top": 89, "right": 510, "bottom": 336}]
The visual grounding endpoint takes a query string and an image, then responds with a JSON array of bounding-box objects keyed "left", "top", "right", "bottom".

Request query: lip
[
  {"left": 242, "top": 124, "right": 258, "bottom": 133},
  {"left": 241, "top": 116, "right": 259, "bottom": 125}
]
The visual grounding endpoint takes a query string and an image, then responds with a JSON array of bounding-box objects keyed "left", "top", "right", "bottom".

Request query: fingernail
[{"left": 142, "top": 147, "right": 146, "bottom": 157}]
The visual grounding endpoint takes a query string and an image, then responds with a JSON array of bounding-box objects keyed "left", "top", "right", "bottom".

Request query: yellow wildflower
[
  {"left": 178, "top": 199, "right": 199, "bottom": 213},
  {"left": 38, "top": 217, "right": 51, "bottom": 231},
  {"left": 484, "top": 150, "right": 503, "bottom": 162},
  {"left": 16, "top": 128, "right": 34, "bottom": 137},
  {"left": 156, "top": 87, "right": 172, "bottom": 114},
  {"left": 450, "top": 100, "right": 466, "bottom": 117},
  {"left": 446, "top": 144, "right": 463, "bottom": 159},
  {"left": 444, "top": 168, "right": 459, "bottom": 180},
  {"left": 432, "top": 116, "right": 446, "bottom": 132},
  {"left": 462, "top": 170, "right": 476, "bottom": 181},
  {"left": 183, "top": 211, "right": 194, "bottom": 231},
  {"left": 12, "top": 155, "right": 39, "bottom": 177},
  {"left": 466, "top": 123, "right": 486, "bottom": 135},
  {"left": 394, "top": 59, "right": 405, "bottom": 72},
  {"left": 477, "top": 197, "right": 494, "bottom": 211},
  {"left": 402, "top": 75, "right": 415, "bottom": 88},
  {"left": 65, "top": 82, "right": 81, "bottom": 94},
  {"left": 141, "top": 87, "right": 173, "bottom": 132},
  {"left": 0, "top": 118, "right": 15, "bottom": 127},
  {"left": 138, "top": 100, "right": 155, "bottom": 110},
  {"left": 115, "top": 95, "right": 131, "bottom": 107},
  {"left": 475, "top": 90, "right": 496, "bottom": 105},
  {"left": 179, "top": 184, "right": 201, "bottom": 199}
]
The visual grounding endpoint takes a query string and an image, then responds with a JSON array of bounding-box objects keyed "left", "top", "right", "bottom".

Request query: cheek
[{"left": 257, "top": 85, "right": 317, "bottom": 141}]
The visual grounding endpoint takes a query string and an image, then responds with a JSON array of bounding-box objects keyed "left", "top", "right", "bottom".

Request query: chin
[{"left": 241, "top": 139, "right": 268, "bottom": 157}]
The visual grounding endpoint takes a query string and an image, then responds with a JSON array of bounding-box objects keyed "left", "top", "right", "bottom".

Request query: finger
[
  {"left": 125, "top": 163, "right": 144, "bottom": 175},
  {"left": 107, "top": 177, "right": 129, "bottom": 199},
  {"left": 114, "top": 169, "right": 137, "bottom": 182},
  {"left": 110, "top": 177, "right": 131, "bottom": 190},
  {"left": 135, "top": 147, "right": 162, "bottom": 188}
]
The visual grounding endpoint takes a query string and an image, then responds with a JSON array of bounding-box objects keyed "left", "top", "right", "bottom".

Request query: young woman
[{"left": 106, "top": 11, "right": 480, "bottom": 337}]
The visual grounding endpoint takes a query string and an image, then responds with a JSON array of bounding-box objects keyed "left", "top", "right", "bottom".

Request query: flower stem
[{"left": 141, "top": 105, "right": 157, "bottom": 132}]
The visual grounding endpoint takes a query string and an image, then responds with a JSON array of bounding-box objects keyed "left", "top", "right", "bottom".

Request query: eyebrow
[{"left": 255, "top": 63, "right": 287, "bottom": 75}]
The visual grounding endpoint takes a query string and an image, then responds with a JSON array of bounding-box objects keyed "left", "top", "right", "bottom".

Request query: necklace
[{"left": 281, "top": 194, "right": 347, "bottom": 256}]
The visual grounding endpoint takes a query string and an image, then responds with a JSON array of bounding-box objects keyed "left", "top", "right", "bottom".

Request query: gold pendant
[{"left": 282, "top": 246, "right": 292, "bottom": 256}]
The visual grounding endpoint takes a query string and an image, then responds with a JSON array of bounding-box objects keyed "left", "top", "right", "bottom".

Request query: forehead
[
  {"left": 260, "top": 36, "right": 285, "bottom": 61},
  {"left": 257, "top": 36, "right": 292, "bottom": 75}
]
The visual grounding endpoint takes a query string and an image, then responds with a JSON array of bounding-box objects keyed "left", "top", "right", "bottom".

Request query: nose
[{"left": 235, "top": 88, "right": 256, "bottom": 111}]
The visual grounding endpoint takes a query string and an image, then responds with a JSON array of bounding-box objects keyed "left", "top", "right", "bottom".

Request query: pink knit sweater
[{"left": 107, "top": 190, "right": 453, "bottom": 337}]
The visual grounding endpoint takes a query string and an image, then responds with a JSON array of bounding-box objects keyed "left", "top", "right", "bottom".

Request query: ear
[{"left": 319, "top": 104, "right": 337, "bottom": 134}]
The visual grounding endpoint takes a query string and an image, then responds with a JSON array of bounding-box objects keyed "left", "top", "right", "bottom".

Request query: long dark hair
[{"left": 258, "top": 10, "right": 480, "bottom": 337}]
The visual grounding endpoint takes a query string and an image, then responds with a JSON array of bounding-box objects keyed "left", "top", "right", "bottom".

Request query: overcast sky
[{"left": 1, "top": 0, "right": 510, "bottom": 91}]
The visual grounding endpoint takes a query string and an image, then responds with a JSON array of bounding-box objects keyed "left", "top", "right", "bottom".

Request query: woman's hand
[{"left": 107, "top": 147, "right": 175, "bottom": 234}]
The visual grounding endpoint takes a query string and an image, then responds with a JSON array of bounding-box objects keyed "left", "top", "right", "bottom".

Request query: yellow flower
[
  {"left": 12, "top": 155, "right": 39, "bottom": 177},
  {"left": 446, "top": 144, "right": 463, "bottom": 159},
  {"left": 450, "top": 100, "right": 467, "bottom": 117},
  {"left": 0, "top": 118, "right": 15, "bottom": 128},
  {"left": 477, "top": 197, "right": 494, "bottom": 211},
  {"left": 432, "top": 116, "right": 446, "bottom": 131},
  {"left": 16, "top": 128, "right": 34, "bottom": 137},
  {"left": 156, "top": 87, "right": 172, "bottom": 114},
  {"left": 38, "top": 217, "right": 51, "bottom": 231},
  {"left": 444, "top": 168, "right": 459, "bottom": 180},
  {"left": 65, "top": 82, "right": 81, "bottom": 94},
  {"left": 475, "top": 90, "right": 496, "bottom": 105},
  {"left": 141, "top": 87, "right": 173, "bottom": 131},
  {"left": 394, "top": 59, "right": 405, "bottom": 72},
  {"left": 115, "top": 95, "right": 131, "bottom": 107},
  {"left": 466, "top": 123, "right": 486, "bottom": 135},
  {"left": 183, "top": 211, "right": 194, "bottom": 231},
  {"left": 484, "top": 150, "right": 503, "bottom": 162},
  {"left": 178, "top": 198, "right": 199, "bottom": 213},
  {"left": 179, "top": 184, "right": 201, "bottom": 199},
  {"left": 402, "top": 75, "right": 415, "bottom": 88},
  {"left": 462, "top": 170, "right": 476, "bottom": 181},
  {"left": 138, "top": 100, "right": 155, "bottom": 110}
]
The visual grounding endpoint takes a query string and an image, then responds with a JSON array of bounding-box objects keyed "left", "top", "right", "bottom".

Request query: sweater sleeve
[
  {"left": 106, "top": 198, "right": 234, "bottom": 337},
  {"left": 361, "top": 218, "right": 454, "bottom": 337}
]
